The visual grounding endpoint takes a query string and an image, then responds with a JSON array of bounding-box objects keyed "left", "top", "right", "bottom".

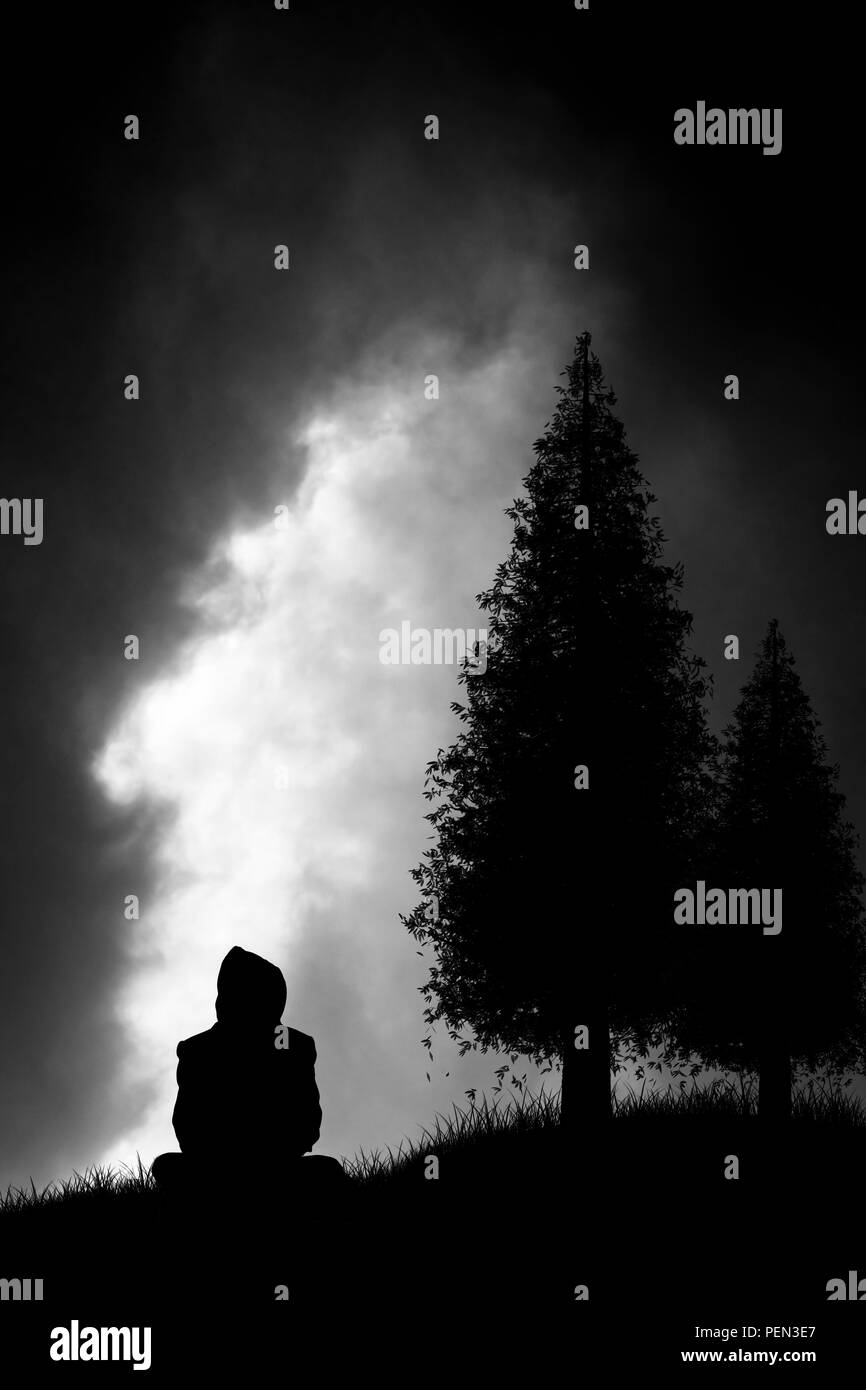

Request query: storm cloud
[{"left": 1, "top": 1, "right": 862, "bottom": 1190}]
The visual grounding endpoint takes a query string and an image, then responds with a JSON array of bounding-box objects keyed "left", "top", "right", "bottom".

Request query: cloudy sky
[{"left": 1, "top": 1, "right": 860, "bottom": 1192}]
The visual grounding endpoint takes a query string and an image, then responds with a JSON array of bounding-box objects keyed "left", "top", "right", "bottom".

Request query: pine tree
[
  {"left": 674, "top": 620, "right": 866, "bottom": 1120},
  {"left": 403, "top": 333, "right": 715, "bottom": 1128}
]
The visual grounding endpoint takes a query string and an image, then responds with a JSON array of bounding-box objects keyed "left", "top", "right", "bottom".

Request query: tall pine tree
[
  {"left": 404, "top": 333, "right": 715, "bottom": 1127},
  {"left": 674, "top": 620, "right": 866, "bottom": 1120}
]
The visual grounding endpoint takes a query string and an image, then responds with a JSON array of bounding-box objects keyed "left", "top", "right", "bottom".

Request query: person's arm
[{"left": 171, "top": 1041, "right": 209, "bottom": 1157}]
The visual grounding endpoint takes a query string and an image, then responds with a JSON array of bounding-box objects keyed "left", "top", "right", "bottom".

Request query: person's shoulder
[{"left": 176, "top": 1027, "right": 217, "bottom": 1058}]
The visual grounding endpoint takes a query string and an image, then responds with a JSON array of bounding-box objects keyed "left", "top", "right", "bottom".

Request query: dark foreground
[{"left": 2, "top": 1120, "right": 864, "bottom": 1377}]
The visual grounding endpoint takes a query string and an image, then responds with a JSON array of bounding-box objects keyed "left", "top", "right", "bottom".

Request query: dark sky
[{"left": 1, "top": 0, "right": 861, "bottom": 1192}]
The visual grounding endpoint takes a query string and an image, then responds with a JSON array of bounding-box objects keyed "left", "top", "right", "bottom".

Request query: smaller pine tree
[{"left": 674, "top": 620, "right": 866, "bottom": 1119}]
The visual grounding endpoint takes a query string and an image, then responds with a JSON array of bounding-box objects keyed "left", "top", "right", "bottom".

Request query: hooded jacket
[{"left": 171, "top": 946, "right": 322, "bottom": 1162}]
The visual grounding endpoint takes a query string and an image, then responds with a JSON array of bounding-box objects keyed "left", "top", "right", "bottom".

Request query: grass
[
  {"left": 613, "top": 1073, "right": 866, "bottom": 1124},
  {"left": 2, "top": 1075, "right": 863, "bottom": 1215},
  {"left": 341, "top": 1083, "right": 560, "bottom": 1183}
]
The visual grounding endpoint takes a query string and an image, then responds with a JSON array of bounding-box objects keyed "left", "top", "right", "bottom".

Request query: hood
[{"left": 215, "top": 945, "right": 287, "bottom": 1030}]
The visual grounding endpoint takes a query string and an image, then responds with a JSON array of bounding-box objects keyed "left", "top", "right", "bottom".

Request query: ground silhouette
[{"left": 2, "top": 1083, "right": 865, "bottom": 1377}]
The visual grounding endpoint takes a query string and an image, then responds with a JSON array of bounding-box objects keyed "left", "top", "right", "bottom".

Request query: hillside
[{"left": 2, "top": 1084, "right": 864, "bottom": 1376}]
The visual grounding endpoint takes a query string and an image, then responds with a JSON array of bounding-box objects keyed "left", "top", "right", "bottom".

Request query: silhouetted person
[{"left": 152, "top": 946, "right": 349, "bottom": 1209}]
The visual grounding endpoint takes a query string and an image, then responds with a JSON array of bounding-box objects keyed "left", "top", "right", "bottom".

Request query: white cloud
[{"left": 93, "top": 335, "right": 555, "bottom": 1172}]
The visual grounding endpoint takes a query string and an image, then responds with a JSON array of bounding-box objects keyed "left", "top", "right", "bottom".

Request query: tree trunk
[
  {"left": 758, "top": 1043, "right": 792, "bottom": 1122},
  {"left": 560, "top": 1002, "right": 612, "bottom": 1132},
  {"left": 560, "top": 996, "right": 611, "bottom": 1276}
]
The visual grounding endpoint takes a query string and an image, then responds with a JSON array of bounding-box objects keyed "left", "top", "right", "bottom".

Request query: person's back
[
  {"left": 152, "top": 945, "right": 348, "bottom": 1199},
  {"left": 171, "top": 945, "right": 322, "bottom": 1166}
]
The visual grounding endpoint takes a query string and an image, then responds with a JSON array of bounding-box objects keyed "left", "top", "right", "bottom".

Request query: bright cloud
[{"left": 93, "top": 338, "right": 553, "bottom": 1172}]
